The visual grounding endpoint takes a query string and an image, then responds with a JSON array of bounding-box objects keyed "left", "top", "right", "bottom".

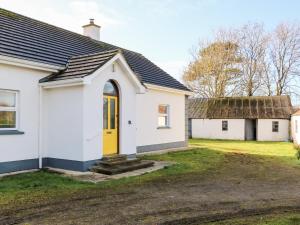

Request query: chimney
[{"left": 82, "top": 19, "right": 101, "bottom": 41}]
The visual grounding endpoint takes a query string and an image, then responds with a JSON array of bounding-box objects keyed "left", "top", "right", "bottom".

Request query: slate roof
[
  {"left": 40, "top": 50, "right": 120, "bottom": 82},
  {"left": 0, "top": 8, "right": 189, "bottom": 91},
  {"left": 188, "top": 96, "right": 293, "bottom": 120}
]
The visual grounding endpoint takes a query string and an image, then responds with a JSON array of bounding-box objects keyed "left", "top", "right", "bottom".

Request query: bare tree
[
  {"left": 237, "top": 23, "right": 268, "bottom": 96},
  {"left": 183, "top": 41, "right": 241, "bottom": 98},
  {"left": 261, "top": 60, "right": 274, "bottom": 96},
  {"left": 270, "top": 22, "right": 300, "bottom": 95}
]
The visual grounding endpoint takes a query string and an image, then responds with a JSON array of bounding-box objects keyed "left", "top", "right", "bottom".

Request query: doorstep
[{"left": 46, "top": 160, "right": 174, "bottom": 183}]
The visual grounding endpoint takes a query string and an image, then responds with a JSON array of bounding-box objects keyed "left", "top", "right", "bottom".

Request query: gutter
[
  {"left": 39, "top": 78, "right": 88, "bottom": 89},
  {"left": 145, "top": 83, "right": 193, "bottom": 96},
  {"left": 0, "top": 55, "right": 63, "bottom": 72}
]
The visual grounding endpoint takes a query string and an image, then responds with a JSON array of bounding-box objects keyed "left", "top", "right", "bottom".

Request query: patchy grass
[
  {"left": 0, "top": 170, "right": 93, "bottom": 208},
  {"left": 190, "top": 139, "right": 298, "bottom": 166},
  {"left": 0, "top": 139, "right": 297, "bottom": 207},
  {"left": 0, "top": 148, "right": 224, "bottom": 209},
  {"left": 206, "top": 213, "right": 300, "bottom": 225},
  {"left": 0, "top": 139, "right": 300, "bottom": 225}
]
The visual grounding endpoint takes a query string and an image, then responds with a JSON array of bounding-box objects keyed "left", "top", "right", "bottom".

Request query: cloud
[{"left": 0, "top": 0, "right": 126, "bottom": 34}]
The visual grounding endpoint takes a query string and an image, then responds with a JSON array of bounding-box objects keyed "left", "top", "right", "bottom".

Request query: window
[
  {"left": 222, "top": 120, "right": 228, "bottom": 131},
  {"left": 296, "top": 120, "right": 298, "bottom": 134},
  {"left": 0, "top": 90, "right": 18, "bottom": 130},
  {"left": 272, "top": 121, "right": 279, "bottom": 132},
  {"left": 158, "top": 105, "right": 169, "bottom": 127}
]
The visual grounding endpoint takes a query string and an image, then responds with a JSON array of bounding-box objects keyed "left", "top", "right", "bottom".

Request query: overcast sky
[{"left": 1, "top": 0, "right": 300, "bottom": 82}]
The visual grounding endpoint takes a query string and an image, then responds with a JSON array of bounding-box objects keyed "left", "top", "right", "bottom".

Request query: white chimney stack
[{"left": 82, "top": 19, "right": 101, "bottom": 41}]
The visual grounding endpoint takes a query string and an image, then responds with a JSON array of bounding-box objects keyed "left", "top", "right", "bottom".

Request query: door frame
[{"left": 103, "top": 80, "right": 120, "bottom": 155}]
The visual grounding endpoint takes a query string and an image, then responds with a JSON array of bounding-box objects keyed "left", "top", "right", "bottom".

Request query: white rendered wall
[
  {"left": 257, "top": 119, "right": 290, "bottom": 141},
  {"left": 191, "top": 119, "right": 245, "bottom": 140},
  {"left": 83, "top": 62, "right": 137, "bottom": 161},
  {"left": 136, "top": 89, "right": 185, "bottom": 147},
  {"left": 0, "top": 64, "right": 49, "bottom": 162},
  {"left": 291, "top": 116, "right": 300, "bottom": 145},
  {"left": 43, "top": 86, "right": 84, "bottom": 161}
]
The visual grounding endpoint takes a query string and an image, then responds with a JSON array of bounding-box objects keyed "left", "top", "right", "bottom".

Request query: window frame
[
  {"left": 0, "top": 89, "right": 19, "bottom": 131},
  {"left": 272, "top": 121, "right": 279, "bottom": 133},
  {"left": 222, "top": 120, "right": 228, "bottom": 131},
  {"left": 158, "top": 104, "right": 170, "bottom": 128}
]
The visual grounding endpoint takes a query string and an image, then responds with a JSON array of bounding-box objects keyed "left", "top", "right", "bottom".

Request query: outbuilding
[
  {"left": 291, "top": 110, "right": 300, "bottom": 145},
  {"left": 188, "top": 96, "right": 293, "bottom": 141}
]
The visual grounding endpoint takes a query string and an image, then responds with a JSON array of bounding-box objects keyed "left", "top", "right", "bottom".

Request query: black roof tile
[{"left": 0, "top": 8, "right": 189, "bottom": 91}]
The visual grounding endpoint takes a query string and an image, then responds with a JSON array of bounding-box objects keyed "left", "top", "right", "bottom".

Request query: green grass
[
  {"left": 0, "top": 170, "right": 93, "bottom": 208},
  {"left": 206, "top": 213, "right": 300, "bottom": 225},
  {"left": 189, "top": 138, "right": 298, "bottom": 166}
]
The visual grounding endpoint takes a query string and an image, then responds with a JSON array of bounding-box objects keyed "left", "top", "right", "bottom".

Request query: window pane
[
  {"left": 103, "top": 98, "right": 108, "bottom": 129},
  {"left": 103, "top": 81, "right": 117, "bottom": 96},
  {"left": 0, "top": 91, "right": 16, "bottom": 107},
  {"left": 0, "top": 111, "right": 16, "bottom": 128},
  {"left": 158, "top": 116, "right": 167, "bottom": 127},
  {"left": 272, "top": 121, "right": 279, "bottom": 132},
  {"left": 159, "top": 105, "right": 167, "bottom": 114},
  {"left": 110, "top": 99, "right": 116, "bottom": 129},
  {"left": 222, "top": 121, "right": 228, "bottom": 131}
]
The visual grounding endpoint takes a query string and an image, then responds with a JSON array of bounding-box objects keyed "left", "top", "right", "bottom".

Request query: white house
[
  {"left": 291, "top": 110, "right": 300, "bottom": 145},
  {"left": 0, "top": 9, "right": 191, "bottom": 174},
  {"left": 188, "top": 96, "right": 292, "bottom": 141}
]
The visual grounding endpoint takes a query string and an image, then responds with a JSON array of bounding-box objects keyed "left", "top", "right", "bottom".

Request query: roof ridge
[{"left": 70, "top": 49, "right": 121, "bottom": 59}]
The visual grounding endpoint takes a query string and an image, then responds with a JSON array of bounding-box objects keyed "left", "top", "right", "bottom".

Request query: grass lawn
[
  {"left": 190, "top": 138, "right": 298, "bottom": 166},
  {"left": 1, "top": 139, "right": 300, "bottom": 224}
]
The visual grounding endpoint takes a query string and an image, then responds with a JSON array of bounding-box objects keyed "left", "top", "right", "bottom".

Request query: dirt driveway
[{"left": 2, "top": 153, "right": 300, "bottom": 225}]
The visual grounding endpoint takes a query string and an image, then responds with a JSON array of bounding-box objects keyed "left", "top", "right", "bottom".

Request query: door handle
[{"left": 106, "top": 131, "right": 112, "bottom": 134}]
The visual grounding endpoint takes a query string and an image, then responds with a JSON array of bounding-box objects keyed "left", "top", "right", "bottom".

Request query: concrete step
[
  {"left": 97, "top": 158, "right": 141, "bottom": 167},
  {"left": 101, "top": 154, "right": 127, "bottom": 162},
  {"left": 90, "top": 160, "right": 154, "bottom": 175}
]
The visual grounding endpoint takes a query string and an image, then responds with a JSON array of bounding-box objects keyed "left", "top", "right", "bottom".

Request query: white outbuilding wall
[
  {"left": 136, "top": 88, "right": 186, "bottom": 151},
  {"left": 0, "top": 64, "right": 49, "bottom": 164},
  {"left": 291, "top": 115, "right": 300, "bottom": 145},
  {"left": 257, "top": 119, "right": 290, "bottom": 141},
  {"left": 191, "top": 119, "right": 245, "bottom": 140}
]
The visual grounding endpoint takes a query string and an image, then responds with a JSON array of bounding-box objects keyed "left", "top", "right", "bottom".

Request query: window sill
[
  {"left": 0, "top": 130, "right": 25, "bottom": 135},
  {"left": 157, "top": 126, "right": 171, "bottom": 129}
]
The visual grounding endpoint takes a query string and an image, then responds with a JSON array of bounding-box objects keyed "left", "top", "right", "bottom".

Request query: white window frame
[
  {"left": 158, "top": 104, "right": 170, "bottom": 128},
  {"left": 0, "top": 89, "right": 19, "bottom": 130}
]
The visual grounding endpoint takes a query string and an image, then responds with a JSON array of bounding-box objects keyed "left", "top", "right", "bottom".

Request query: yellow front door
[{"left": 103, "top": 96, "right": 118, "bottom": 155}]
